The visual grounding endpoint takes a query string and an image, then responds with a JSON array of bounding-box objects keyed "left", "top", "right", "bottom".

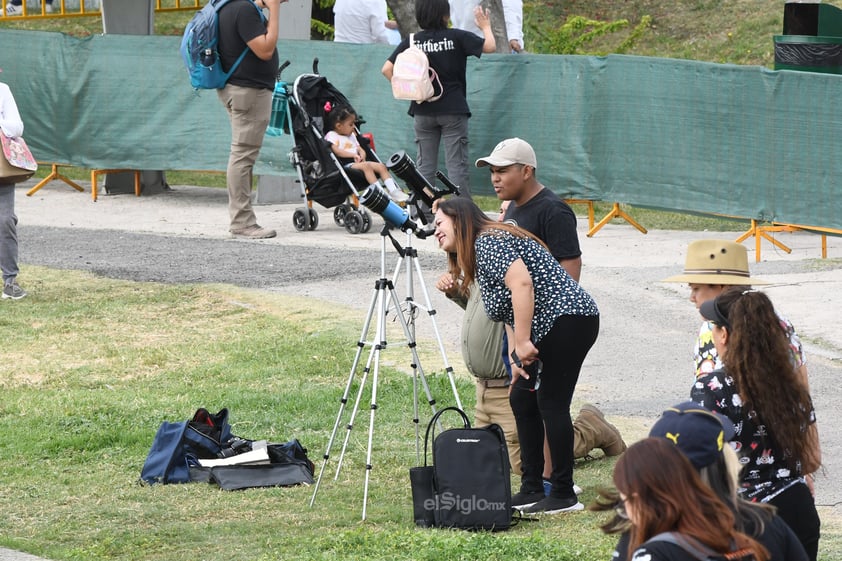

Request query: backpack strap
[
  {"left": 643, "top": 532, "right": 718, "bottom": 561},
  {"left": 219, "top": 0, "right": 267, "bottom": 83},
  {"left": 422, "top": 407, "right": 470, "bottom": 467}
]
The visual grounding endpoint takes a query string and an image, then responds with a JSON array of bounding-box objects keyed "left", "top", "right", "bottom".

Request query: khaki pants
[
  {"left": 474, "top": 381, "right": 521, "bottom": 475},
  {"left": 217, "top": 84, "right": 272, "bottom": 231}
]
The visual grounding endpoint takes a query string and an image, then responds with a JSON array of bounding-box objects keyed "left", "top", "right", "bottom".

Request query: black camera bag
[{"left": 411, "top": 407, "right": 512, "bottom": 531}]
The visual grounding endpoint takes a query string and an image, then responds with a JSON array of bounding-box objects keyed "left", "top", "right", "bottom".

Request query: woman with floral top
[
  {"left": 692, "top": 287, "right": 821, "bottom": 560},
  {"left": 433, "top": 196, "right": 599, "bottom": 515}
]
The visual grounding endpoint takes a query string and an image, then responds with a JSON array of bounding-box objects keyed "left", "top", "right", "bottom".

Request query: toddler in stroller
[
  {"left": 288, "top": 68, "right": 405, "bottom": 234},
  {"left": 324, "top": 105, "right": 407, "bottom": 204}
]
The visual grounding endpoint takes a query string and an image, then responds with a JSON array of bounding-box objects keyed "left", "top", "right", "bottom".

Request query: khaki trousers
[
  {"left": 475, "top": 381, "right": 521, "bottom": 475},
  {"left": 217, "top": 84, "right": 272, "bottom": 231}
]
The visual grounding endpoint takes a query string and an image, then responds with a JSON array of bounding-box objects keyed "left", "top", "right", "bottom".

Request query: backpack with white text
[
  {"left": 390, "top": 33, "right": 443, "bottom": 103},
  {"left": 179, "top": 0, "right": 263, "bottom": 90}
]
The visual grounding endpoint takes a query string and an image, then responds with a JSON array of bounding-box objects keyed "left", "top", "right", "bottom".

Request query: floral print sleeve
[{"left": 692, "top": 369, "right": 806, "bottom": 502}]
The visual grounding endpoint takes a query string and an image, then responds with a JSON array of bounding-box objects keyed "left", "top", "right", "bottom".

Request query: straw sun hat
[{"left": 661, "top": 239, "right": 768, "bottom": 286}]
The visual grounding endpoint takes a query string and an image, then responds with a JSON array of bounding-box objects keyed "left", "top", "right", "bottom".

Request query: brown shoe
[
  {"left": 230, "top": 225, "right": 277, "bottom": 239},
  {"left": 578, "top": 404, "right": 627, "bottom": 457}
]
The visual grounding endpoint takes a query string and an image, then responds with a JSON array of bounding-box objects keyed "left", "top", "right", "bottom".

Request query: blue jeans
[
  {"left": 413, "top": 113, "right": 471, "bottom": 197},
  {"left": 0, "top": 185, "right": 19, "bottom": 284}
]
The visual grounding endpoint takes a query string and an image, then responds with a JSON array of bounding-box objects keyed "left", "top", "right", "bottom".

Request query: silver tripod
[{"left": 309, "top": 223, "right": 462, "bottom": 520}]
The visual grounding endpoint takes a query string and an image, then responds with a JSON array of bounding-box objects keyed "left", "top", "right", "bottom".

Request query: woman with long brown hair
[
  {"left": 433, "top": 197, "right": 599, "bottom": 514},
  {"left": 694, "top": 287, "right": 821, "bottom": 559},
  {"left": 614, "top": 437, "right": 769, "bottom": 561}
]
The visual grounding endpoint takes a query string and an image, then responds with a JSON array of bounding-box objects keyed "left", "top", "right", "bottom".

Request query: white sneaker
[
  {"left": 45, "top": 3, "right": 53, "bottom": 12},
  {"left": 388, "top": 187, "right": 408, "bottom": 203},
  {"left": 5, "top": 3, "right": 23, "bottom": 15}
]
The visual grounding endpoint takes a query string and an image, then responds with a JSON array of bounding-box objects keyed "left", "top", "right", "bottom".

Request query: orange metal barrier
[
  {"left": 1, "top": 0, "right": 199, "bottom": 19},
  {"left": 26, "top": 163, "right": 85, "bottom": 196},
  {"left": 91, "top": 169, "right": 140, "bottom": 201},
  {"left": 736, "top": 220, "right": 840, "bottom": 261}
]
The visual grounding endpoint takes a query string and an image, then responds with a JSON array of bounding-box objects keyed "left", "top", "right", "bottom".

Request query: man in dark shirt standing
[
  {"left": 217, "top": 0, "right": 286, "bottom": 239},
  {"left": 478, "top": 137, "right": 582, "bottom": 281}
]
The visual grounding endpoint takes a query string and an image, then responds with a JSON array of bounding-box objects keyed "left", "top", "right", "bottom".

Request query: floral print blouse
[
  {"left": 474, "top": 229, "right": 598, "bottom": 344},
  {"left": 691, "top": 369, "right": 814, "bottom": 502}
]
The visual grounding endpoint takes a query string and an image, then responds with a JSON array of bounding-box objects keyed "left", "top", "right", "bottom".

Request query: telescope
[
  {"left": 358, "top": 184, "right": 430, "bottom": 236},
  {"left": 386, "top": 151, "right": 460, "bottom": 212}
]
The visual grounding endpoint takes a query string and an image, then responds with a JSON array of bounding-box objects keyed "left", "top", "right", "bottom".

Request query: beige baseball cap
[{"left": 475, "top": 138, "right": 537, "bottom": 169}]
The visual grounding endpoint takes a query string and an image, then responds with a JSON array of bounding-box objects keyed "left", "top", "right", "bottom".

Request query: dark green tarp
[{"left": 1, "top": 30, "right": 841, "bottom": 229}]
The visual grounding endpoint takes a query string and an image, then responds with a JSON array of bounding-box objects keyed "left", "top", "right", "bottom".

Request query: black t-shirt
[
  {"left": 217, "top": 0, "right": 278, "bottom": 90},
  {"left": 503, "top": 187, "right": 581, "bottom": 262},
  {"left": 387, "top": 28, "right": 484, "bottom": 117}
]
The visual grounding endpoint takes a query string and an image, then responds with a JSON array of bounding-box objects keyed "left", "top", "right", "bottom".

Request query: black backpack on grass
[{"left": 410, "top": 407, "right": 512, "bottom": 531}]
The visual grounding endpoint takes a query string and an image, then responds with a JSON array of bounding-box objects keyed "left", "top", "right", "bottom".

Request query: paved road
[{"left": 6, "top": 180, "right": 842, "bottom": 559}]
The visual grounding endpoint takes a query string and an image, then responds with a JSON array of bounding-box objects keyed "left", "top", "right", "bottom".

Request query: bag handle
[{"left": 422, "top": 407, "right": 470, "bottom": 467}]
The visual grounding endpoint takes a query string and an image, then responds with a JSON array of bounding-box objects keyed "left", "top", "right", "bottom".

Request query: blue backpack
[{"left": 179, "top": 0, "right": 264, "bottom": 90}]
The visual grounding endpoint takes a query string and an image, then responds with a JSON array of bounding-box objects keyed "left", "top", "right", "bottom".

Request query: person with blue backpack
[{"left": 216, "top": 0, "right": 287, "bottom": 239}]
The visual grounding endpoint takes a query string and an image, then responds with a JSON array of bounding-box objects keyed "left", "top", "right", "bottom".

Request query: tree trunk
[
  {"left": 385, "top": 0, "right": 418, "bottom": 38},
  {"left": 386, "top": 0, "right": 507, "bottom": 50},
  {"left": 483, "top": 0, "right": 509, "bottom": 53}
]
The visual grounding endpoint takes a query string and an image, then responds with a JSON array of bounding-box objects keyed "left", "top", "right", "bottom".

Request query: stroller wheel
[
  {"left": 333, "top": 204, "right": 348, "bottom": 226},
  {"left": 308, "top": 208, "right": 319, "bottom": 230},
  {"left": 360, "top": 210, "right": 372, "bottom": 233},
  {"left": 293, "top": 208, "right": 310, "bottom": 232},
  {"left": 344, "top": 210, "right": 363, "bottom": 234}
]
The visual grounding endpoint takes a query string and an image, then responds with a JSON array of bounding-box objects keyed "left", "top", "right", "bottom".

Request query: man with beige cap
[
  {"left": 662, "top": 239, "right": 806, "bottom": 381},
  {"left": 476, "top": 137, "right": 582, "bottom": 281}
]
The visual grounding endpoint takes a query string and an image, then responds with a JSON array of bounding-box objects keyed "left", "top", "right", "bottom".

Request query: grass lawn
[
  {"left": 3, "top": 267, "right": 839, "bottom": 560},
  {"left": 1, "top": 266, "right": 627, "bottom": 561}
]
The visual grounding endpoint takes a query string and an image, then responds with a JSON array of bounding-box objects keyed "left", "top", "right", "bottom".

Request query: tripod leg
[
  {"left": 386, "top": 284, "right": 441, "bottom": 418},
  {"left": 334, "top": 344, "right": 376, "bottom": 478},
  {"left": 362, "top": 276, "right": 390, "bottom": 520},
  {"left": 409, "top": 253, "right": 464, "bottom": 411},
  {"left": 310, "top": 281, "right": 382, "bottom": 507}
]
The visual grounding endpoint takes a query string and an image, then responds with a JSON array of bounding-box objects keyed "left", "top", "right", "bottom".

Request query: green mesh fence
[{"left": 2, "top": 30, "right": 841, "bottom": 230}]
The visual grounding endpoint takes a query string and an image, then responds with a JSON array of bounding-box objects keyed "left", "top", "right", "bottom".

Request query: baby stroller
[{"left": 286, "top": 60, "right": 379, "bottom": 234}]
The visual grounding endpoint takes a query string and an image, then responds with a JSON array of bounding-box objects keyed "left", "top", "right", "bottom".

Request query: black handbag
[{"left": 410, "top": 407, "right": 513, "bottom": 531}]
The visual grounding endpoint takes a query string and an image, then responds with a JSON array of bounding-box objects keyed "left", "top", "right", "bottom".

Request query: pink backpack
[{"left": 391, "top": 34, "right": 443, "bottom": 103}]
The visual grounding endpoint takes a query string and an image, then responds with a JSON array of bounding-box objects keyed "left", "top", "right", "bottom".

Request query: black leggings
[
  {"left": 769, "top": 481, "right": 820, "bottom": 561},
  {"left": 509, "top": 314, "right": 600, "bottom": 499}
]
